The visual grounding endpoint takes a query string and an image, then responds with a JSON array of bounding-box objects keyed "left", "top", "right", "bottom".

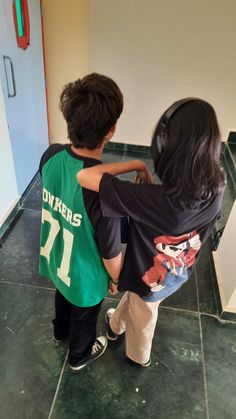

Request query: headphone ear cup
[
  {"left": 151, "top": 130, "right": 165, "bottom": 163},
  {"left": 156, "top": 132, "right": 165, "bottom": 154}
]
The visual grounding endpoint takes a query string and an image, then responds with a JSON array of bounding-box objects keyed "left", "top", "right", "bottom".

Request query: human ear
[{"left": 104, "top": 124, "right": 117, "bottom": 142}]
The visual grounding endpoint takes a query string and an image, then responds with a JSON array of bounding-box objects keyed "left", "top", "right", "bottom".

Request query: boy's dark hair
[
  {"left": 151, "top": 99, "right": 226, "bottom": 200},
  {"left": 60, "top": 73, "right": 123, "bottom": 149}
]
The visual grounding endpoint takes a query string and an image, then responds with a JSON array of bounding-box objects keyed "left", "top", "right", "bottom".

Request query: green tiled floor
[
  {"left": 201, "top": 315, "right": 236, "bottom": 419},
  {"left": 0, "top": 283, "right": 66, "bottom": 419},
  {"left": 0, "top": 148, "right": 235, "bottom": 419},
  {"left": 51, "top": 302, "right": 206, "bottom": 419}
]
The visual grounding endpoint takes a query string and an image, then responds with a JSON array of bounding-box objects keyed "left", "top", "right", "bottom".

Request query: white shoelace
[{"left": 91, "top": 340, "right": 102, "bottom": 355}]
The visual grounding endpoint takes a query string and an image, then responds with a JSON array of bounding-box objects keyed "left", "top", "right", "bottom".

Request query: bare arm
[
  {"left": 103, "top": 252, "right": 122, "bottom": 295},
  {"left": 77, "top": 160, "right": 152, "bottom": 192},
  {"left": 103, "top": 252, "right": 122, "bottom": 282}
]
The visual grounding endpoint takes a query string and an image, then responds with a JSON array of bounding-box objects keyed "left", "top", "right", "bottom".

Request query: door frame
[{"left": 40, "top": 0, "right": 50, "bottom": 141}]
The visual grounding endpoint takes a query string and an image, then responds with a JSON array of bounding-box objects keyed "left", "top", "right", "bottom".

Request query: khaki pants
[{"left": 110, "top": 292, "right": 161, "bottom": 365}]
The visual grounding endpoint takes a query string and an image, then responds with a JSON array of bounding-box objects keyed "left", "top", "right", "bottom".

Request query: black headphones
[{"left": 151, "top": 97, "right": 197, "bottom": 159}]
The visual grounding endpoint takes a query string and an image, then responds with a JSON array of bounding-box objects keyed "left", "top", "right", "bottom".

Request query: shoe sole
[
  {"left": 69, "top": 362, "right": 88, "bottom": 371},
  {"left": 69, "top": 339, "right": 108, "bottom": 371},
  {"left": 126, "top": 357, "right": 151, "bottom": 367},
  {"left": 53, "top": 337, "right": 63, "bottom": 344},
  {"left": 106, "top": 331, "right": 118, "bottom": 341},
  {"left": 141, "top": 359, "right": 151, "bottom": 367}
]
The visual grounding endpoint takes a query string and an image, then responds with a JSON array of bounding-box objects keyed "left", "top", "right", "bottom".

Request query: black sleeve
[
  {"left": 96, "top": 216, "right": 121, "bottom": 259},
  {"left": 39, "top": 144, "right": 65, "bottom": 175},
  {"left": 99, "top": 173, "right": 147, "bottom": 221},
  {"left": 83, "top": 188, "right": 121, "bottom": 259}
]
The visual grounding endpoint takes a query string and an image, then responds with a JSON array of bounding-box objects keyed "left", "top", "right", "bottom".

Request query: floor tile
[
  {"left": 105, "top": 291, "right": 125, "bottom": 301},
  {"left": 228, "top": 143, "right": 236, "bottom": 165},
  {"left": 195, "top": 241, "right": 219, "bottom": 315},
  {"left": 214, "top": 163, "right": 235, "bottom": 233},
  {"left": 0, "top": 209, "right": 52, "bottom": 288},
  {"left": 0, "top": 283, "right": 66, "bottom": 419},
  {"left": 161, "top": 272, "right": 198, "bottom": 312},
  {"left": 201, "top": 314, "right": 236, "bottom": 419},
  {"left": 22, "top": 173, "right": 43, "bottom": 211},
  {"left": 224, "top": 143, "right": 236, "bottom": 185},
  {"left": 0, "top": 201, "right": 21, "bottom": 241},
  {"left": 220, "top": 310, "right": 236, "bottom": 322},
  {"left": 51, "top": 300, "right": 206, "bottom": 419}
]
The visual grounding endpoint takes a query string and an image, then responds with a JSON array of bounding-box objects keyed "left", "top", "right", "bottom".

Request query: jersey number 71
[{"left": 40, "top": 209, "right": 73, "bottom": 287}]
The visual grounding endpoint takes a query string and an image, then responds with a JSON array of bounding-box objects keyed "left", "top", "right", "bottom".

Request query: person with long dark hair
[{"left": 77, "top": 98, "right": 226, "bottom": 367}]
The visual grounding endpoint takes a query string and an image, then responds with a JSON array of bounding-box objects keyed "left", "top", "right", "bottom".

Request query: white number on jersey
[{"left": 40, "top": 209, "right": 74, "bottom": 287}]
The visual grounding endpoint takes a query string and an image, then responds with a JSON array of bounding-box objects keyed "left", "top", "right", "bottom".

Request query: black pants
[{"left": 53, "top": 290, "right": 103, "bottom": 365}]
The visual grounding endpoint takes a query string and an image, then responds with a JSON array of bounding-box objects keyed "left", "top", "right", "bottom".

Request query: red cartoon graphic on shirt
[{"left": 142, "top": 231, "right": 201, "bottom": 290}]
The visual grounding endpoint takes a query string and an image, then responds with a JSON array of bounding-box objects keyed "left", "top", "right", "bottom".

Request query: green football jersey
[{"left": 39, "top": 149, "right": 110, "bottom": 307}]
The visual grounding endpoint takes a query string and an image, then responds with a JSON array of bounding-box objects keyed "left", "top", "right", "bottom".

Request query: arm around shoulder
[{"left": 77, "top": 159, "right": 151, "bottom": 192}]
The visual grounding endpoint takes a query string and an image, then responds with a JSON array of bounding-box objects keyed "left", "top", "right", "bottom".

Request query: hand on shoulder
[{"left": 135, "top": 164, "right": 152, "bottom": 184}]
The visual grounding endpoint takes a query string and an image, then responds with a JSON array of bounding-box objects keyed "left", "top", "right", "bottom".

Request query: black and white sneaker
[
  {"left": 126, "top": 357, "right": 151, "bottom": 368},
  {"left": 69, "top": 336, "right": 108, "bottom": 371},
  {"left": 105, "top": 308, "right": 118, "bottom": 341}
]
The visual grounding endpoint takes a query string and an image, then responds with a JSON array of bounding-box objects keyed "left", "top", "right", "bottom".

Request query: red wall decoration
[{"left": 12, "top": 0, "right": 30, "bottom": 50}]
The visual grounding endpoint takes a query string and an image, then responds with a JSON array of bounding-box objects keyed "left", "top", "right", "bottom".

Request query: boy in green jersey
[{"left": 39, "top": 73, "right": 123, "bottom": 371}]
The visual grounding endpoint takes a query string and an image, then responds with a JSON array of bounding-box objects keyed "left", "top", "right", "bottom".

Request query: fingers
[
  {"left": 135, "top": 171, "right": 153, "bottom": 184},
  {"left": 134, "top": 174, "right": 139, "bottom": 183},
  {"left": 146, "top": 173, "right": 153, "bottom": 184}
]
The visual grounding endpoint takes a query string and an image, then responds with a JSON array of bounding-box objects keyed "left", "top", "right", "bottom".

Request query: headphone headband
[
  {"left": 152, "top": 97, "right": 198, "bottom": 158},
  {"left": 160, "top": 97, "right": 197, "bottom": 130}
]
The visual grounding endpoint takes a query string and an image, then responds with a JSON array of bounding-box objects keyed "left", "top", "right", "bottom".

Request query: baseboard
[
  {"left": 227, "top": 131, "right": 236, "bottom": 144},
  {"left": 105, "top": 141, "right": 150, "bottom": 154},
  {"left": 212, "top": 251, "right": 236, "bottom": 320},
  {"left": 0, "top": 171, "right": 39, "bottom": 242},
  {"left": 0, "top": 198, "right": 21, "bottom": 241}
]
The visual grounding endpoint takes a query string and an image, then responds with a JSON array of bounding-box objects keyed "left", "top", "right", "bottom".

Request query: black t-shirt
[
  {"left": 39, "top": 144, "right": 121, "bottom": 259},
  {"left": 99, "top": 173, "right": 224, "bottom": 301}
]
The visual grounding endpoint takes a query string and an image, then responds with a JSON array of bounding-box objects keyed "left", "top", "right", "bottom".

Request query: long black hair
[{"left": 151, "top": 99, "right": 226, "bottom": 200}]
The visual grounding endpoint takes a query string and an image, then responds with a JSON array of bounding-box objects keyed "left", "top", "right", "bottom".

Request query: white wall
[
  {"left": 214, "top": 201, "right": 236, "bottom": 313},
  {"left": 89, "top": 0, "right": 236, "bottom": 145},
  {"left": 0, "top": 81, "right": 19, "bottom": 226},
  {"left": 42, "top": 0, "right": 89, "bottom": 143}
]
